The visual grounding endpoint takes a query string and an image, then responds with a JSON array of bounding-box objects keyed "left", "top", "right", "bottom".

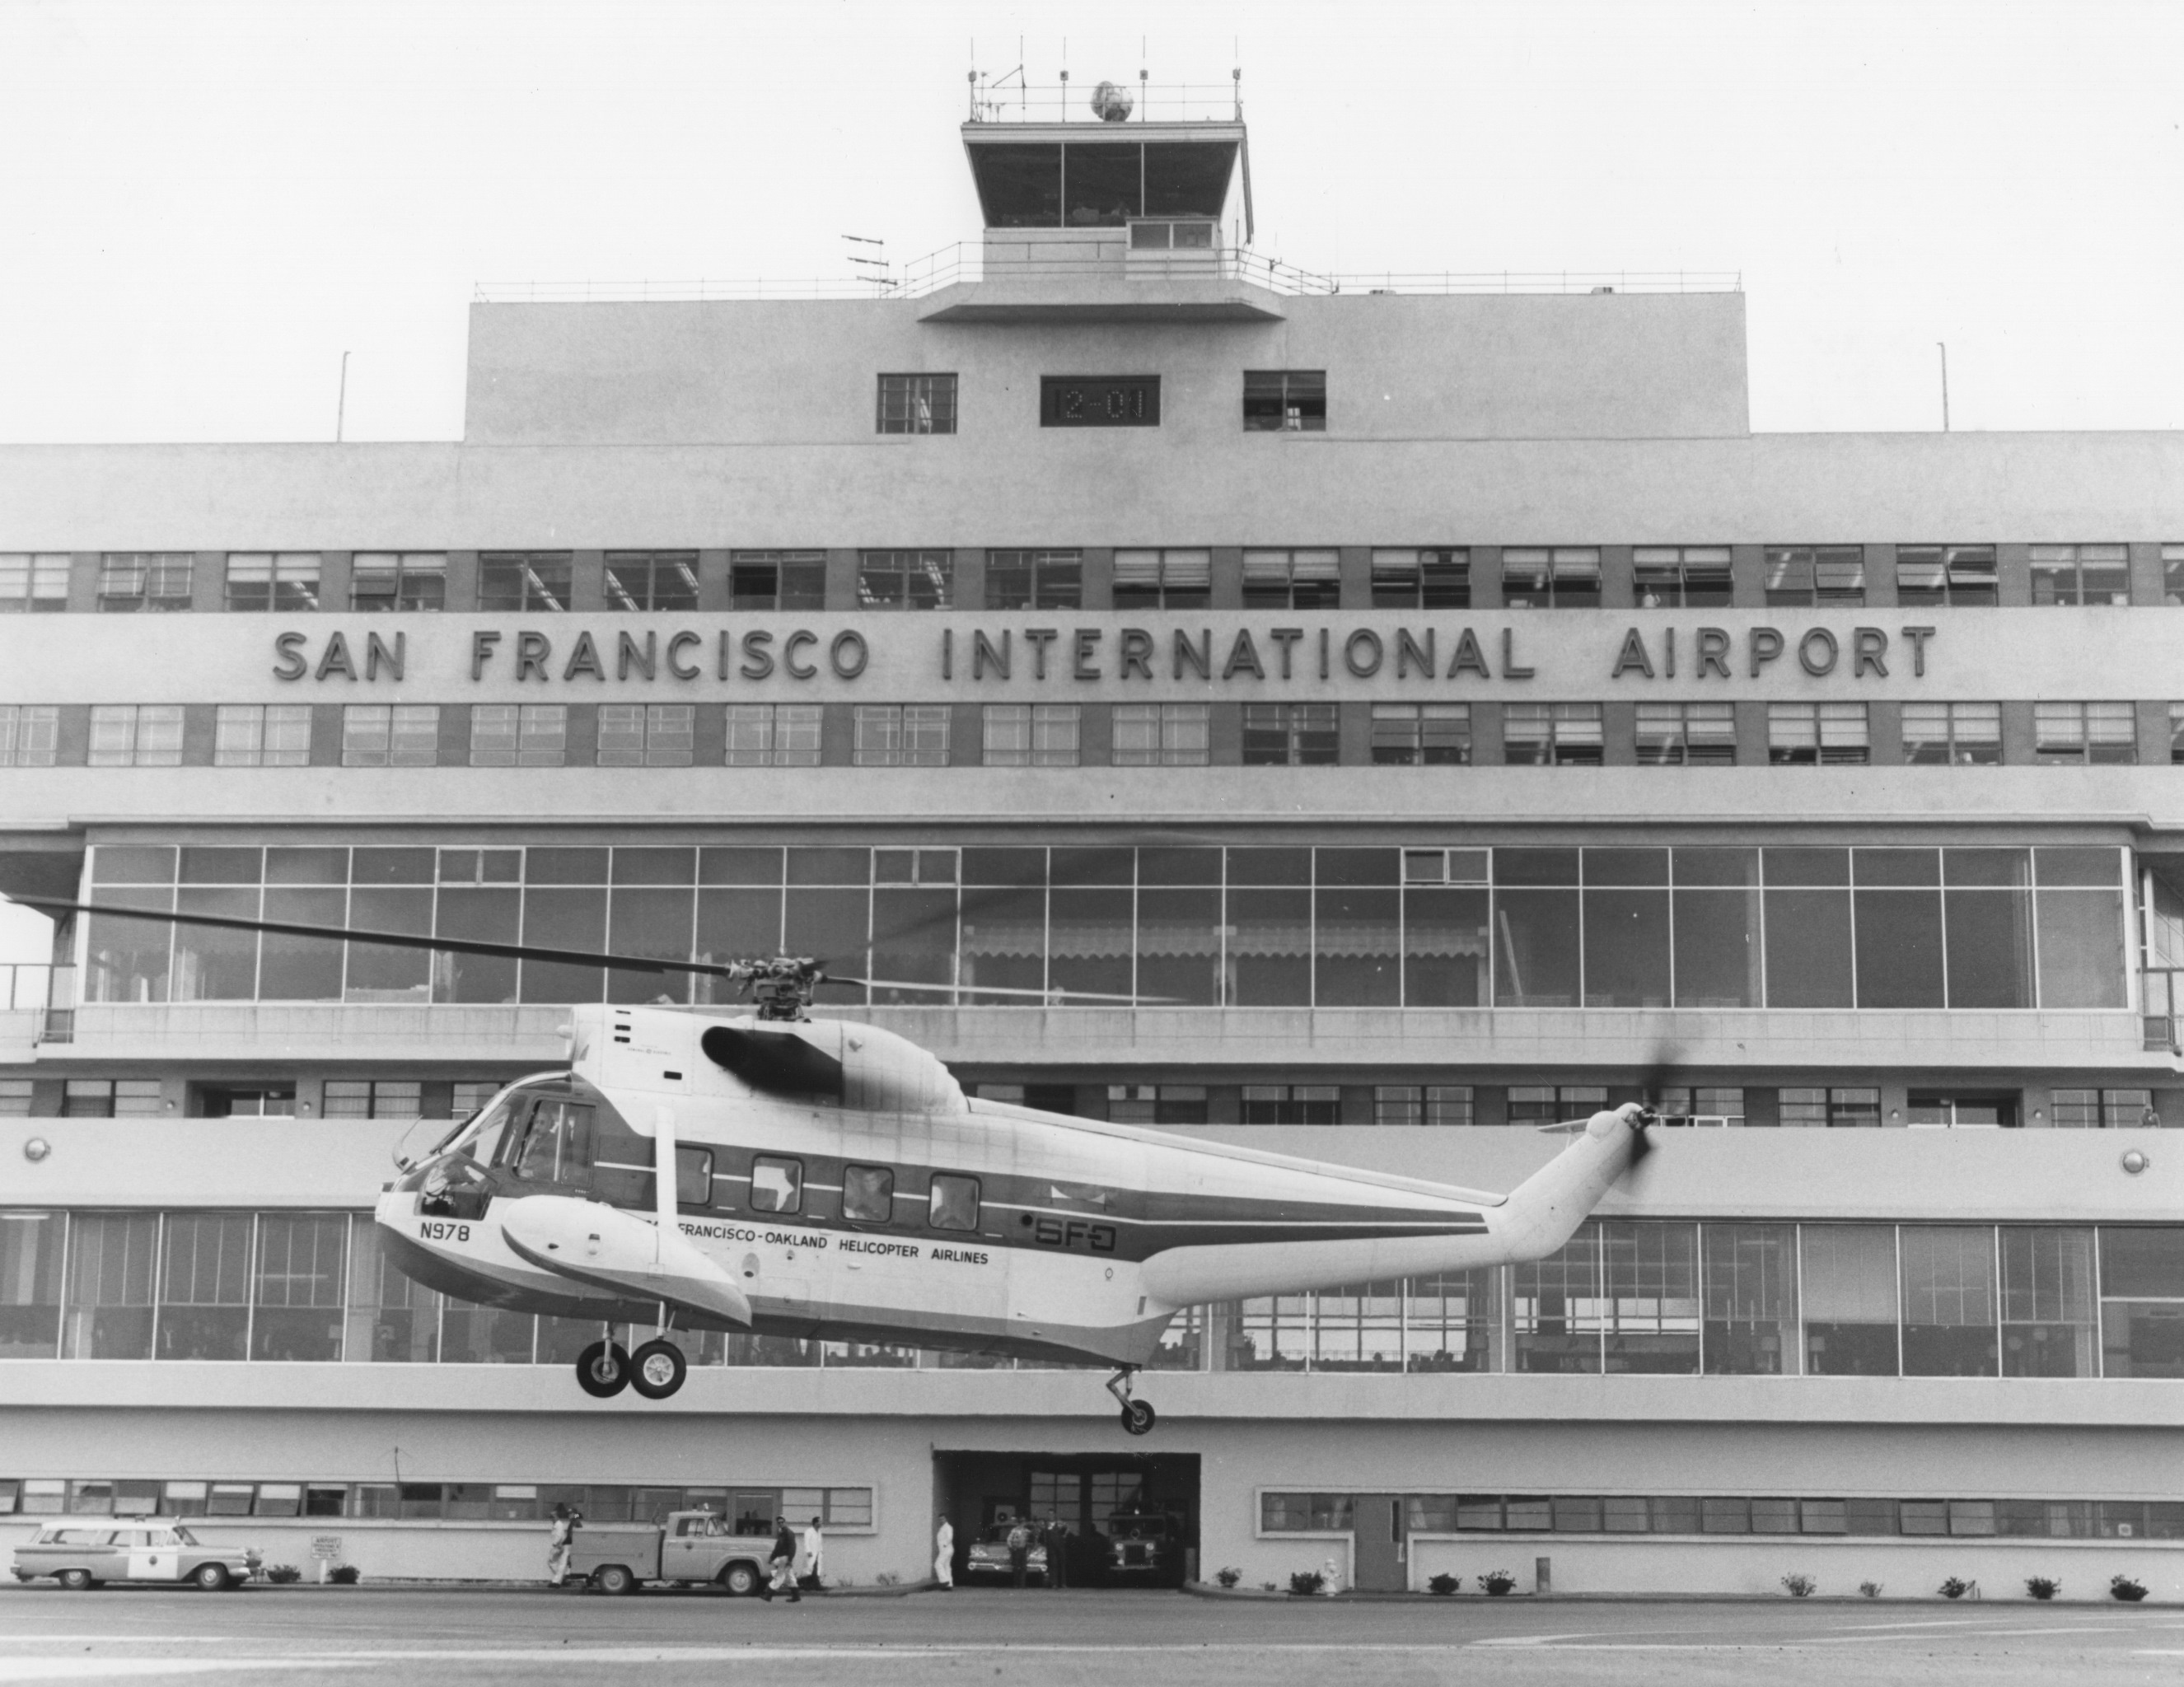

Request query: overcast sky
[
  {"left": 1, "top": 0, "right": 2178, "bottom": 963},
  {"left": 1, "top": 0, "right": 2179, "bottom": 446}
]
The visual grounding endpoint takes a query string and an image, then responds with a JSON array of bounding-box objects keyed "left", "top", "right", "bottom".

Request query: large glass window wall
[
  {"left": 78, "top": 843, "right": 2128, "bottom": 1011},
  {"left": 11, "top": 1211, "right": 2168, "bottom": 1379}
]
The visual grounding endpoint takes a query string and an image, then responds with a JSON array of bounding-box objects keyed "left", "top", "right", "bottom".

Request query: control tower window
[
  {"left": 858, "top": 550, "right": 953, "bottom": 610},
  {"left": 877, "top": 373, "right": 956, "bottom": 435},
  {"left": 604, "top": 552, "right": 699, "bottom": 612},
  {"left": 1243, "top": 371, "right": 1326, "bottom": 432},
  {"left": 967, "top": 139, "right": 1235, "bottom": 228}
]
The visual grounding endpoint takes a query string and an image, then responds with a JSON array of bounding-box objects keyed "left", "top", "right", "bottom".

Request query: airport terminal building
[{"left": 3, "top": 98, "right": 2182, "bottom": 1598}]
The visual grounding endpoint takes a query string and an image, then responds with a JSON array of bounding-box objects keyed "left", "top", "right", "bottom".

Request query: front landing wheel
[
  {"left": 576, "top": 1339, "right": 631, "bottom": 1398},
  {"left": 629, "top": 1338, "right": 687, "bottom": 1400},
  {"left": 1119, "top": 1399, "right": 1157, "bottom": 1436}
]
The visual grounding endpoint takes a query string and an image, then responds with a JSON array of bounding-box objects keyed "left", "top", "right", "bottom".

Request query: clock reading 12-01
[{"left": 1041, "top": 376, "right": 1161, "bottom": 428}]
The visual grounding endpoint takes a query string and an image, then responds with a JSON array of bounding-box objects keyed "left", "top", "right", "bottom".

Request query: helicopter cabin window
[
  {"left": 505, "top": 1096, "right": 595, "bottom": 1184},
  {"left": 928, "top": 1174, "right": 980, "bottom": 1231},
  {"left": 841, "top": 1165, "right": 895, "bottom": 1223},
  {"left": 676, "top": 1147, "right": 714, "bottom": 1208},
  {"left": 749, "top": 1156, "right": 803, "bottom": 1215}
]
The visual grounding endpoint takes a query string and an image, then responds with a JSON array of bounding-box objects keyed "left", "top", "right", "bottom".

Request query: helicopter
[{"left": 14, "top": 894, "right": 1658, "bottom": 1434}]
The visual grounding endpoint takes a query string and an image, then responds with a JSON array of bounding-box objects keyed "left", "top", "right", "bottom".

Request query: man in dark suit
[
  {"left": 1041, "top": 1517, "right": 1070, "bottom": 1589},
  {"left": 761, "top": 1516, "right": 802, "bottom": 1602}
]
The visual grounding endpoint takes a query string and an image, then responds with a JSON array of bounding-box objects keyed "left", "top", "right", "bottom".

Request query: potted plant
[
  {"left": 2025, "top": 1577, "right": 2060, "bottom": 1601},
  {"left": 1480, "top": 1569, "right": 1518, "bottom": 1596},
  {"left": 2111, "top": 1574, "right": 2149, "bottom": 1603}
]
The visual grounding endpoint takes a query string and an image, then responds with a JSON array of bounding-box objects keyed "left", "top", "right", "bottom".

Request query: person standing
[
  {"left": 800, "top": 1515, "right": 824, "bottom": 1591},
  {"left": 1006, "top": 1516, "right": 1031, "bottom": 1588},
  {"left": 933, "top": 1516, "right": 955, "bottom": 1590},
  {"left": 762, "top": 1515, "right": 801, "bottom": 1602},
  {"left": 1041, "top": 1516, "right": 1069, "bottom": 1590},
  {"left": 545, "top": 1503, "right": 575, "bottom": 1587}
]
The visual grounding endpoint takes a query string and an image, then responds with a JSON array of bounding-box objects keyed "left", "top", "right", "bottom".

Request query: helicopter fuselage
[{"left": 373, "top": 1002, "right": 1644, "bottom": 1370}]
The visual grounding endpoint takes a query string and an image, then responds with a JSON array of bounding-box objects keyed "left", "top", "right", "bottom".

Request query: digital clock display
[{"left": 1041, "top": 376, "right": 1161, "bottom": 428}]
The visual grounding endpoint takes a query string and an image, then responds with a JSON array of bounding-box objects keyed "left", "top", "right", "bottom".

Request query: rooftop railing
[
  {"left": 965, "top": 75, "right": 1244, "bottom": 125},
  {"left": 474, "top": 251, "right": 1740, "bottom": 306}
]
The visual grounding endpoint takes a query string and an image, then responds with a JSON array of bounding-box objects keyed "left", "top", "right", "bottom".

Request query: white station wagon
[{"left": 10, "top": 1520, "right": 259, "bottom": 1590}]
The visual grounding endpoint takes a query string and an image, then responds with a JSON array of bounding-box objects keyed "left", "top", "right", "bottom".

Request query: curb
[{"left": 1178, "top": 1582, "right": 2182, "bottom": 1608}]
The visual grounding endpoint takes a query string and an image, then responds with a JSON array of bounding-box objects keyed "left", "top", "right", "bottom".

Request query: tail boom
[{"left": 1137, "top": 1107, "right": 1647, "bottom": 1307}]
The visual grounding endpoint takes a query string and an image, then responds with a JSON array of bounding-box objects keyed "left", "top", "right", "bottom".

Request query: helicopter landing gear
[
  {"left": 575, "top": 1338, "right": 631, "bottom": 1399},
  {"left": 1106, "top": 1366, "right": 1157, "bottom": 1437},
  {"left": 629, "top": 1338, "right": 688, "bottom": 1400}
]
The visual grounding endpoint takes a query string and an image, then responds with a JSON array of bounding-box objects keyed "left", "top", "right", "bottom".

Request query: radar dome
[{"left": 1090, "top": 80, "right": 1134, "bottom": 122}]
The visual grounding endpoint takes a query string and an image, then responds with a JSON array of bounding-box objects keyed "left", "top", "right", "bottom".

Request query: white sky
[{"left": 0, "top": 0, "right": 2178, "bottom": 963}]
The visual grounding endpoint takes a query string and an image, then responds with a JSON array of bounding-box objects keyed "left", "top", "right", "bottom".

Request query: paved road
[{"left": 3, "top": 1587, "right": 2182, "bottom": 1685}]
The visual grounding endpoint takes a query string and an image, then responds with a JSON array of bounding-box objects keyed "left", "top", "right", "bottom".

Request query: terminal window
[
  {"left": 1242, "top": 1085, "right": 1340, "bottom": 1125},
  {"left": 342, "top": 704, "right": 441, "bottom": 768},
  {"left": 2034, "top": 701, "right": 2136, "bottom": 764},
  {"left": 853, "top": 704, "right": 950, "bottom": 766},
  {"left": 1106, "top": 1085, "right": 1209, "bottom": 1126},
  {"left": 348, "top": 553, "right": 446, "bottom": 612},
  {"left": 876, "top": 373, "right": 956, "bottom": 435},
  {"left": 1896, "top": 544, "right": 1997, "bottom": 607},
  {"left": 1768, "top": 703, "right": 1868, "bottom": 765},
  {"left": 2048, "top": 1088, "right": 2155, "bottom": 1129},
  {"left": 0, "top": 705, "right": 59, "bottom": 768},
  {"left": 2172, "top": 703, "right": 2184, "bottom": 764},
  {"left": 1503, "top": 703, "right": 1603, "bottom": 765},
  {"left": 60, "top": 1080, "right": 162, "bottom": 1118},
  {"left": 1111, "top": 703, "right": 1208, "bottom": 765},
  {"left": 215, "top": 704, "right": 312, "bottom": 768},
  {"left": 1902, "top": 702, "right": 2002, "bottom": 764},
  {"left": 478, "top": 553, "right": 573, "bottom": 613},
  {"left": 223, "top": 554, "right": 320, "bottom": 612},
  {"left": 2166, "top": 544, "right": 2184, "bottom": 605},
  {"left": 1242, "top": 549, "right": 1340, "bottom": 610},
  {"left": 1637, "top": 703, "right": 1737, "bottom": 765},
  {"left": 728, "top": 551, "right": 826, "bottom": 612},
  {"left": 603, "top": 552, "right": 699, "bottom": 613},
  {"left": 0, "top": 554, "right": 70, "bottom": 612},
  {"left": 2030, "top": 544, "right": 2130, "bottom": 606},
  {"left": 1242, "top": 369, "right": 1326, "bottom": 432},
  {"left": 1765, "top": 545, "right": 1865, "bottom": 605},
  {"left": 1371, "top": 703, "right": 1471, "bottom": 765},
  {"left": 1111, "top": 549, "right": 1210, "bottom": 610},
  {"left": 1633, "top": 547, "right": 1733, "bottom": 608},
  {"left": 984, "top": 549, "right": 1082, "bottom": 610},
  {"left": 1373, "top": 1086, "right": 1475, "bottom": 1126},
  {"left": 1779, "top": 1088, "right": 1882, "bottom": 1129},
  {"left": 98, "top": 553, "right": 194, "bottom": 612},
  {"left": 983, "top": 703, "right": 1079, "bottom": 767},
  {"left": 1502, "top": 549, "right": 1600, "bottom": 610},
  {"left": 1370, "top": 549, "right": 1469, "bottom": 610},
  {"left": 470, "top": 703, "right": 567, "bottom": 767},
  {"left": 1243, "top": 702, "right": 1339, "bottom": 765},
  {"left": 88, "top": 704, "right": 184, "bottom": 768},
  {"left": 597, "top": 704, "right": 694, "bottom": 768},
  {"left": 725, "top": 703, "right": 822, "bottom": 767},
  {"left": 858, "top": 550, "right": 952, "bottom": 610}
]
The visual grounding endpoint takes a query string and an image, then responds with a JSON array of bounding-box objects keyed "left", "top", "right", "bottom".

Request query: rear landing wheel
[
  {"left": 629, "top": 1338, "right": 687, "bottom": 1400},
  {"left": 576, "top": 1339, "right": 630, "bottom": 1398},
  {"left": 1120, "top": 1399, "right": 1156, "bottom": 1437}
]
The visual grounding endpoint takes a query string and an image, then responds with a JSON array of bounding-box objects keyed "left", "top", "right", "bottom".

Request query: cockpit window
[{"left": 507, "top": 1096, "right": 596, "bottom": 1182}]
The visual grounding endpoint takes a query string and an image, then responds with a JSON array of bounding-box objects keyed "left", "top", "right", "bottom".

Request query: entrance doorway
[
  {"left": 1349, "top": 1493, "right": 1407, "bottom": 1591},
  {"left": 933, "top": 1451, "right": 1199, "bottom": 1587}
]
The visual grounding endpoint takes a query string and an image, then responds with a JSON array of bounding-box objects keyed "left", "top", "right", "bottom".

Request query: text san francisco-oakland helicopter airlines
[{"left": 18, "top": 895, "right": 1659, "bottom": 1435}]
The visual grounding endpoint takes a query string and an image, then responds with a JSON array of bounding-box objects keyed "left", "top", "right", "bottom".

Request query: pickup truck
[{"left": 569, "top": 1509, "right": 778, "bottom": 1595}]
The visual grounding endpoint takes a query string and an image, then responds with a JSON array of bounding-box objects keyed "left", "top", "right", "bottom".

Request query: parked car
[
  {"left": 569, "top": 1509, "right": 778, "bottom": 1594},
  {"left": 1102, "top": 1512, "right": 1186, "bottom": 1583},
  {"left": 964, "top": 1521, "right": 1048, "bottom": 1583},
  {"left": 11, "top": 1519, "right": 260, "bottom": 1591}
]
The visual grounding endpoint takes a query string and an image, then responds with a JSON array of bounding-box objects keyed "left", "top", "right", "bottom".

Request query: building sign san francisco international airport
[{"left": 266, "top": 619, "right": 1941, "bottom": 694}]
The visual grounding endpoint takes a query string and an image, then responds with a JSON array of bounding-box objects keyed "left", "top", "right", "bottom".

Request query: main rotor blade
[
  {"left": 828, "top": 972, "right": 1171, "bottom": 1005},
  {"left": 10, "top": 896, "right": 746, "bottom": 982}
]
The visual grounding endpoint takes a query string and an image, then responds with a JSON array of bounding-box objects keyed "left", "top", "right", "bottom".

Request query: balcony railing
[
  {"left": 475, "top": 253, "right": 1741, "bottom": 307},
  {"left": 965, "top": 76, "right": 1244, "bottom": 126}
]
